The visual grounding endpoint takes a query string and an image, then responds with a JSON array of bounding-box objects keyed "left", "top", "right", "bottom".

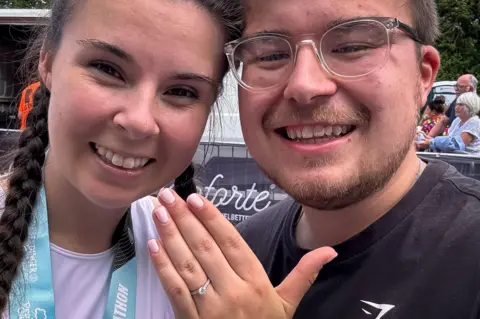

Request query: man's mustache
[{"left": 264, "top": 102, "right": 371, "bottom": 128}]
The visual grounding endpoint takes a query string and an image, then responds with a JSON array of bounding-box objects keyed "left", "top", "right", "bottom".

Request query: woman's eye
[
  {"left": 90, "top": 62, "right": 123, "bottom": 80},
  {"left": 165, "top": 87, "right": 198, "bottom": 99}
]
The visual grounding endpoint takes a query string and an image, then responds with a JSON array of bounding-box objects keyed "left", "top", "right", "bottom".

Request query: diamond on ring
[{"left": 190, "top": 279, "right": 211, "bottom": 296}]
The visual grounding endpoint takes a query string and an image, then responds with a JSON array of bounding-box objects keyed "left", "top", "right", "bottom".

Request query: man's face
[
  {"left": 239, "top": 0, "right": 440, "bottom": 209},
  {"left": 455, "top": 75, "right": 472, "bottom": 96}
]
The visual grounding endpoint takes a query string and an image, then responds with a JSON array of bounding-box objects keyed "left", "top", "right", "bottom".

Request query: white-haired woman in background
[{"left": 417, "top": 92, "right": 480, "bottom": 155}]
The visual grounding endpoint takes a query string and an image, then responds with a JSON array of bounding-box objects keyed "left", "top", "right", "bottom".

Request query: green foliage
[
  {"left": 436, "top": 0, "right": 480, "bottom": 80},
  {"left": 1, "top": 0, "right": 50, "bottom": 9}
]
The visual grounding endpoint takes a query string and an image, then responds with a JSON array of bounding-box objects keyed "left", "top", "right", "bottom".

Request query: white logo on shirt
[
  {"left": 361, "top": 300, "right": 395, "bottom": 319},
  {"left": 34, "top": 308, "right": 47, "bottom": 319}
]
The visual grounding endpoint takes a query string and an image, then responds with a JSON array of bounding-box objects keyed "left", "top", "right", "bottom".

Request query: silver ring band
[{"left": 190, "top": 279, "right": 211, "bottom": 296}]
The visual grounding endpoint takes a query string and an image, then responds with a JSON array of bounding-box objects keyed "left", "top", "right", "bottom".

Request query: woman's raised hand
[{"left": 148, "top": 188, "right": 337, "bottom": 319}]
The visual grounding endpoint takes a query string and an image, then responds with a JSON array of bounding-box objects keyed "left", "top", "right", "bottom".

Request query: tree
[
  {"left": 436, "top": 0, "right": 480, "bottom": 80},
  {"left": 1, "top": 0, "right": 50, "bottom": 9}
]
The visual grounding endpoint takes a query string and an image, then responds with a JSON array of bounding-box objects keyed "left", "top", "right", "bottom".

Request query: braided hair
[
  {"left": 174, "top": 164, "right": 197, "bottom": 201},
  {"left": 0, "top": 84, "right": 50, "bottom": 310}
]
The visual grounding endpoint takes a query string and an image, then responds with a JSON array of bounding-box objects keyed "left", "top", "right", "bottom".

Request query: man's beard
[{"left": 257, "top": 90, "right": 421, "bottom": 211}]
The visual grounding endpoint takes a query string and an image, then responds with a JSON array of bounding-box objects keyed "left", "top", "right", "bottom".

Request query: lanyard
[{"left": 9, "top": 184, "right": 137, "bottom": 319}]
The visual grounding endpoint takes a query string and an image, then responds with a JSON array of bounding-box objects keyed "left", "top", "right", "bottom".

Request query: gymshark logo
[{"left": 361, "top": 300, "right": 395, "bottom": 319}]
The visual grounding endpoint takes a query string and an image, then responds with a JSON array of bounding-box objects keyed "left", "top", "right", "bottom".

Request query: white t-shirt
[{"left": 2, "top": 196, "right": 175, "bottom": 319}]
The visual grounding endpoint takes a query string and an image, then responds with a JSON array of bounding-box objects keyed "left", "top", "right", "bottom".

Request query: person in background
[
  {"left": 417, "top": 92, "right": 480, "bottom": 155},
  {"left": 428, "top": 74, "right": 478, "bottom": 137},
  {"left": 420, "top": 95, "right": 446, "bottom": 135},
  {"left": 17, "top": 81, "right": 40, "bottom": 130}
]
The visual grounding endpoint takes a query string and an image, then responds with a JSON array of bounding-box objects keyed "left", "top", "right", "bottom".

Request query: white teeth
[
  {"left": 287, "top": 128, "right": 297, "bottom": 139},
  {"left": 134, "top": 158, "right": 141, "bottom": 167},
  {"left": 314, "top": 126, "right": 325, "bottom": 137},
  {"left": 94, "top": 144, "right": 150, "bottom": 169},
  {"left": 97, "top": 146, "right": 107, "bottom": 156},
  {"left": 112, "top": 154, "right": 123, "bottom": 166},
  {"left": 285, "top": 124, "right": 353, "bottom": 143},
  {"left": 332, "top": 126, "right": 343, "bottom": 136},
  {"left": 324, "top": 126, "right": 333, "bottom": 136},
  {"left": 296, "top": 128, "right": 302, "bottom": 138},
  {"left": 302, "top": 126, "right": 314, "bottom": 138},
  {"left": 123, "top": 157, "right": 135, "bottom": 169},
  {"left": 105, "top": 150, "right": 114, "bottom": 161}
]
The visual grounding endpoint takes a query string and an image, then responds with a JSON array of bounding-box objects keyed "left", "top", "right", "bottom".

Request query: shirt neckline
[{"left": 283, "top": 160, "right": 449, "bottom": 263}]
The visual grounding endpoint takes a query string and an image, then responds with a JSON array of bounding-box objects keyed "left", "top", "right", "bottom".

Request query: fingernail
[
  {"left": 326, "top": 252, "right": 338, "bottom": 264},
  {"left": 187, "top": 194, "right": 204, "bottom": 209},
  {"left": 148, "top": 239, "right": 159, "bottom": 254},
  {"left": 154, "top": 206, "right": 169, "bottom": 224},
  {"left": 159, "top": 188, "right": 175, "bottom": 205}
]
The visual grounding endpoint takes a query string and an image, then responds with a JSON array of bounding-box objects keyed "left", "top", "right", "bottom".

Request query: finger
[
  {"left": 152, "top": 205, "right": 211, "bottom": 293},
  {"left": 147, "top": 238, "right": 200, "bottom": 319},
  {"left": 184, "top": 193, "right": 267, "bottom": 282},
  {"left": 276, "top": 247, "right": 337, "bottom": 317},
  {"left": 156, "top": 189, "right": 235, "bottom": 290}
]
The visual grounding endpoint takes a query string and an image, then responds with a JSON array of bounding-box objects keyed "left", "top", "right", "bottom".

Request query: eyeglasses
[
  {"left": 455, "top": 84, "right": 470, "bottom": 91},
  {"left": 224, "top": 17, "right": 423, "bottom": 91}
]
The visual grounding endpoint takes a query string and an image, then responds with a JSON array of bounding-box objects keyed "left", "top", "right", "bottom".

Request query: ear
[
  {"left": 38, "top": 46, "right": 53, "bottom": 90},
  {"left": 418, "top": 46, "right": 441, "bottom": 108}
]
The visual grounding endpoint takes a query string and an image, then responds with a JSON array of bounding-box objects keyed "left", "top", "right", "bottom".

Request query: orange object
[{"left": 18, "top": 82, "right": 41, "bottom": 130}]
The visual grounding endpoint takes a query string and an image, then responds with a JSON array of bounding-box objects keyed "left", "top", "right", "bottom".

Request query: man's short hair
[
  {"left": 469, "top": 75, "right": 478, "bottom": 92},
  {"left": 408, "top": 0, "right": 439, "bottom": 45}
]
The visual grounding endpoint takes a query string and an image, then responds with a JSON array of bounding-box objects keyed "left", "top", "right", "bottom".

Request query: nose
[
  {"left": 113, "top": 88, "right": 160, "bottom": 140},
  {"left": 283, "top": 42, "right": 337, "bottom": 105}
]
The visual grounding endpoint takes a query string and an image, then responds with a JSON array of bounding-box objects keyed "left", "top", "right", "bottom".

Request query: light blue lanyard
[{"left": 9, "top": 184, "right": 137, "bottom": 319}]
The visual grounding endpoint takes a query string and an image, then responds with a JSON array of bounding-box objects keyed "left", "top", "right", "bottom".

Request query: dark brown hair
[
  {"left": 0, "top": 0, "right": 242, "bottom": 311},
  {"left": 428, "top": 95, "right": 447, "bottom": 114}
]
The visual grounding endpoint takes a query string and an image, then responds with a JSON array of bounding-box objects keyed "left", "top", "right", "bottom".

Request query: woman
[
  {"left": 417, "top": 92, "right": 480, "bottom": 155},
  {"left": 420, "top": 95, "right": 446, "bottom": 135},
  {"left": 0, "top": 0, "right": 336, "bottom": 318},
  {"left": 0, "top": 0, "right": 240, "bottom": 317}
]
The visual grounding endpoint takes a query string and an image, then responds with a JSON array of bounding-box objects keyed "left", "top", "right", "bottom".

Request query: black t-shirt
[
  {"left": 237, "top": 160, "right": 480, "bottom": 319},
  {"left": 446, "top": 98, "right": 457, "bottom": 126}
]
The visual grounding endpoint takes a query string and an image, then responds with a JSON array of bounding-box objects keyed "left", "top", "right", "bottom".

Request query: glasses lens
[
  {"left": 320, "top": 20, "right": 389, "bottom": 77},
  {"left": 232, "top": 36, "right": 293, "bottom": 89}
]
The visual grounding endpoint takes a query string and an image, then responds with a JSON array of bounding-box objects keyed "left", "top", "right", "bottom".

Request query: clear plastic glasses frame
[{"left": 224, "top": 17, "right": 423, "bottom": 92}]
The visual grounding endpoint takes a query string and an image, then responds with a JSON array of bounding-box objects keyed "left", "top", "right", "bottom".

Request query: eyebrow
[
  {"left": 77, "top": 39, "right": 134, "bottom": 62},
  {"left": 171, "top": 72, "right": 217, "bottom": 87},
  {"left": 249, "top": 16, "right": 374, "bottom": 37}
]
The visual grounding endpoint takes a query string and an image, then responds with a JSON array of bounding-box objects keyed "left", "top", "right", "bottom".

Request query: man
[
  {"left": 428, "top": 74, "right": 478, "bottom": 137},
  {"left": 233, "top": 0, "right": 480, "bottom": 318}
]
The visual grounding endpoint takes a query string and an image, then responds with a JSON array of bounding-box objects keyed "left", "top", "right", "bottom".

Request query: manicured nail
[
  {"left": 187, "top": 194, "right": 204, "bottom": 209},
  {"left": 154, "top": 206, "right": 169, "bottom": 224},
  {"left": 326, "top": 252, "right": 338, "bottom": 264},
  {"left": 159, "top": 188, "right": 175, "bottom": 205},
  {"left": 148, "top": 239, "right": 159, "bottom": 254}
]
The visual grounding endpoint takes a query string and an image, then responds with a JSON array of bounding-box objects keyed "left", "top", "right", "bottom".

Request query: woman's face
[
  {"left": 455, "top": 103, "right": 470, "bottom": 120},
  {"left": 424, "top": 107, "right": 434, "bottom": 119},
  {"left": 39, "top": 0, "right": 226, "bottom": 208}
]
